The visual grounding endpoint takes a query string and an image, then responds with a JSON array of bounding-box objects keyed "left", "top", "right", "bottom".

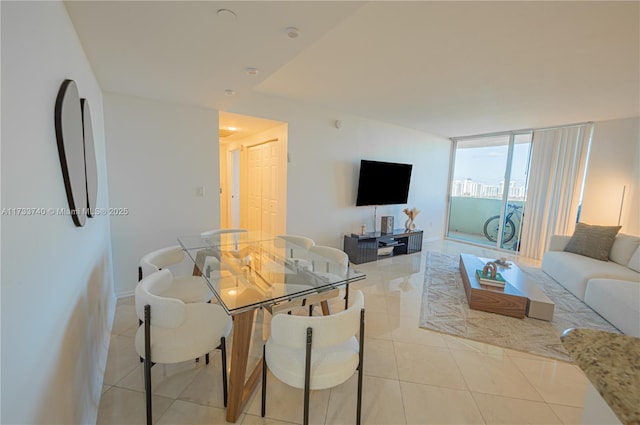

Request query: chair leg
[
  {"left": 143, "top": 305, "right": 153, "bottom": 425},
  {"left": 221, "top": 337, "right": 228, "bottom": 407},
  {"left": 356, "top": 365, "right": 363, "bottom": 425},
  {"left": 303, "top": 327, "right": 313, "bottom": 425},
  {"left": 261, "top": 345, "right": 267, "bottom": 417},
  {"left": 139, "top": 319, "right": 144, "bottom": 363},
  {"left": 196, "top": 352, "right": 211, "bottom": 365},
  {"left": 345, "top": 284, "right": 350, "bottom": 310},
  {"left": 356, "top": 308, "right": 365, "bottom": 425}
]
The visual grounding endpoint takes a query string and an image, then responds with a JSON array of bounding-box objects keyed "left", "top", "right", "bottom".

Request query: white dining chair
[
  {"left": 135, "top": 269, "right": 233, "bottom": 425},
  {"left": 261, "top": 290, "right": 365, "bottom": 425},
  {"left": 198, "top": 228, "right": 249, "bottom": 274},
  {"left": 200, "top": 228, "right": 248, "bottom": 245},
  {"left": 277, "top": 234, "right": 315, "bottom": 267},
  {"left": 308, "top": 245, "right": 351, "bottom": 311},
  {"left": 138, "top": 246, "right": 217, "bottom": 363},
  {"left": 139, "top": 245, "right": 214, "bottom": 303}
]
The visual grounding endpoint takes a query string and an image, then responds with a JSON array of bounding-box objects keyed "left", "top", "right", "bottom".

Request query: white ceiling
[
  {"left": 65, "top": 1, "right": 639, "bottom": 138},
  {"left": 219, "top": 111, "right": 283, "bottom": 142}
]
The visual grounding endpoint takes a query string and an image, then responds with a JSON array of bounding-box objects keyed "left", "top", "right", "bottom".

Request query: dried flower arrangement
[
  {"left": 403, "top": 207, "right": 420, "bottom": 231},
  {"left": 403, "top": 207, "right": 420, "bottom": 220}
]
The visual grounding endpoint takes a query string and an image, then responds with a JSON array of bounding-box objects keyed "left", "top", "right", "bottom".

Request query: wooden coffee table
[{"left": 459, "top": 254, "right": 555, "bottom": 321}]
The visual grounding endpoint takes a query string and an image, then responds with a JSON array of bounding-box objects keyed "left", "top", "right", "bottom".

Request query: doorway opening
[
  {"left": 446, "top": 132, "right": 533, "bottom": 251},
  {"left": 219, "top": 111, "right": 288, "bottom": 236}
]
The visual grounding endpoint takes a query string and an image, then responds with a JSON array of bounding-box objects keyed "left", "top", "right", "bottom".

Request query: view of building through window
[
  {"left": 451, "top": 137, "right": 531, "bottom": 200},
  {"left": 447, "top": 133, "right": 532, "bottom": 250},
  {"left": 451, "top": 178, "right": 526, "bottom": 199}
]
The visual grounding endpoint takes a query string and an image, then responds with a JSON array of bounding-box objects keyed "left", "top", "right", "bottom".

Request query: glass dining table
[{"left": 177, "top": 232, "right": 366, "bottom": 422}]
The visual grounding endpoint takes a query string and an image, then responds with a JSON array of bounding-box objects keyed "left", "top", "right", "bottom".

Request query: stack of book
[{"left": 475, "top": 269, "right": 507, "bottom": 288}]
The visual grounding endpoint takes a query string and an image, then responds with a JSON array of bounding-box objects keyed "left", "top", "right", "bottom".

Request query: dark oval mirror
[
  {"left": 81, "top": 98, "right": 98, "bottom": 218},
  {"left": 55, "top": 79, "right": 87, "bottom": 227}
]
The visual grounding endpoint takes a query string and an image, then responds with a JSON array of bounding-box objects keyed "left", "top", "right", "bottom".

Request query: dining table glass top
[{"left": 178, "top": 232, "right": 366, "bottom": 315}]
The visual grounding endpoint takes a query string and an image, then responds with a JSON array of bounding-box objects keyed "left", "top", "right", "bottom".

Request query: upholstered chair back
[
  {"left": 135, "top": 269, "right": 186, "bottom": 329},
  {"left": 270, "top": 290, "right": 363, "bottom": 350},
  {"left": 200, "top": 228, "right": 247, "bottom": 244},
  {"left": 277, "top": 235, "right": 315, "bottom": 260},
  {"left": 139, "top": 245, "right": 184, "bottom": 278},
  {"left": 278, "top": 235, "right": 315, "bottom": 250},
  {"left": 308, "top": 245, "right": 349, "bottom": 276}
]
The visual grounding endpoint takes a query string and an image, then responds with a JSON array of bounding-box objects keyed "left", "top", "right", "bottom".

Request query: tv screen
[{"left": 356, "top": 160, "right": 413, "bottom": 206}]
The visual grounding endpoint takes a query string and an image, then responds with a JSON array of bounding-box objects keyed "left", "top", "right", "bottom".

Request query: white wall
[
  {"left": 581, "top": 117, "right": 640, "bottom": 236},
  {"left": 103, "top": 93, "right": 220, "bottom": 296},
  {"left": 1, "top": 2, "right": 114, "bottom": 423},
  {"left": 230, "top": 93, "right": 451, "bottom": 248}
]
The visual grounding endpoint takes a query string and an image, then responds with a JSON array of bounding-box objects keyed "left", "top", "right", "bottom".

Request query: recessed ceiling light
[
  {"left": 225, "top": 89, "right": 235, "bottom": 95},
  {"left": 217, "top": 8, "right": 237, "bottom": 21},
  {"left": 286, "top": 27, "right": 300, "bottom": 39},
  {"left": 246, "top": 67, "right": 259, "bottom": 76}
]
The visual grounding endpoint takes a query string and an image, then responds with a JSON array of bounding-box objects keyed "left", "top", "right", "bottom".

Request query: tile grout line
[
  {"left": 507, "top": 355, "right": 569, "bottom": 407},
  {"left": 390, "top": 338, "right": 409, "bottom": 425},
  {"left": 467, "top": 391, "right": 489, "bottom": 425}
]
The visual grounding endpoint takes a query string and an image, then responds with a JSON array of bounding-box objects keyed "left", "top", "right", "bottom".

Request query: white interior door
[
  {"left": 263, "top": 142, "right": 280, "bottom": 236},
  {"left": 227, "top": 149, "right": 240, "bottom": 228},
  {"left": 246, "top": 141, "right": 282, "bottom": 235},
  {"left": 247, "top": 145, "right": 262, "bottom": 232}
]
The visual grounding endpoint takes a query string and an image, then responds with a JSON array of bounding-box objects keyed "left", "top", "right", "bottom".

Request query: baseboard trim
[
  {"left": 423, "top": 236, "right": 442, "bottom": 243},
  {"left": 116, "top": 289, "right": 135, "bottom": 299}
]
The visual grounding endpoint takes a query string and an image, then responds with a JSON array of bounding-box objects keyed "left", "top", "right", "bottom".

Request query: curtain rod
[{"left": 450, "top": 121, "right": 594, "bottom": 141}]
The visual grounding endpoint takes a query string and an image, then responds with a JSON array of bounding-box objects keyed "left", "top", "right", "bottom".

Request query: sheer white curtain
[{"left": 520, "top": 123, "right": 593, "bottom": 259}]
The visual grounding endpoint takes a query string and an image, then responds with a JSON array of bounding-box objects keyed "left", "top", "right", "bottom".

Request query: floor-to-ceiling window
[{"left": 447, "top": 132, "right": 532, "bottom": 251}]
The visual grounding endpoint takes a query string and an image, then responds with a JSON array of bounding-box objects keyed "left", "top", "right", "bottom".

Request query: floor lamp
[{"left": 618, "top": 185, "right": 626, "bottom": 226}]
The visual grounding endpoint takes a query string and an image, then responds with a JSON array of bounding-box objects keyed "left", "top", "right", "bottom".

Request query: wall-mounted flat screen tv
[{"left": 356, "top": 160, "right": 413, "bottom": 206}]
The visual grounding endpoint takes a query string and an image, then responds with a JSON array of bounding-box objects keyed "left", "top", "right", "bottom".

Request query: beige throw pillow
[
  {"left": 609, "top": 233, "right": 640, "bottom": 265},
  {"left": 628, "top": 246, "right": 640, "bottom": 273},
  {"left": 564, "top": 223, "right": 621, "bottom": 262}
]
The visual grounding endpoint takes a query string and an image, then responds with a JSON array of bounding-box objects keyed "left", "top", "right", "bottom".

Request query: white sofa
[{"left": 542, "top": 233, "right": 640, "bottom": 337}]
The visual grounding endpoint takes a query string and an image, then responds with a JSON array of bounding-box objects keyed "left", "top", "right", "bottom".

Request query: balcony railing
[{"left": 447, "top": 196, "right": 524, "bottom": 250}]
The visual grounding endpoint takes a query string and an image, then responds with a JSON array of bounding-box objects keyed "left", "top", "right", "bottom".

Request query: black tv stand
[{"left": 343, "top": 229, "right": 423, "bottom": 264}]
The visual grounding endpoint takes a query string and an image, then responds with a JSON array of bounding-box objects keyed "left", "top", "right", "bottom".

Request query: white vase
[{"left": 405, "top": 218, "right": 415, "bottom": 231}]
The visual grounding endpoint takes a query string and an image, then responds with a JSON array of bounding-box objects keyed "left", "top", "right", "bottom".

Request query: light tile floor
[{"left": 98, "top": 239, "right": 593, "bottom": 424}]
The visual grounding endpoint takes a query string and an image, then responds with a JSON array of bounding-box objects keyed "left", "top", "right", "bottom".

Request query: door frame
[{"left": 445, "top": 130, "right": 532, "bottom": 251}]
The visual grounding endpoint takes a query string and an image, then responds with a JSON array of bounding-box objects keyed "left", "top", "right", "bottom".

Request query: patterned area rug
[{"left": 419, "top": 252, "right": 620, "bottom": 362}]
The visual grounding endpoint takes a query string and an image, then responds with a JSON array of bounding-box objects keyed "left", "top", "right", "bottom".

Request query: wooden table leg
[
  {"left": 320, "top": 300, "right": 332, "bottom": 316},
  {"left": 226, "top": 309, "right": 259, "bottom": 422}
]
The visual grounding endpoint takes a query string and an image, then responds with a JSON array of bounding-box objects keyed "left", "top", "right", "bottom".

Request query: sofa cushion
[
  {"left": 548, "top": 235, "right": 572, "bottom": 252},
  {"left": 609, "top": 234, "right": 640, "bottom": 266},
  {"left": 628, "top": 246, "right": 640, "bottom": 273},
  {"left": 564, "top": 223, "right": 621, "bottom": 261},
  {"left": 542, "top": 251, "right": 640, "bottom": 300},
  {"left": 585, "top": 279, "right": 640, "bottom": 337}
]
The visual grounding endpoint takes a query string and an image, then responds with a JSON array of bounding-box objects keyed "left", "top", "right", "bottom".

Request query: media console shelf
[{"left": 343, "top": 229, "right": 423, "bottom": 264}]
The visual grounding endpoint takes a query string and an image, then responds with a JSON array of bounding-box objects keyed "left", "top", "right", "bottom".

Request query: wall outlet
[{"left": 196, "top": 186, "right": 205, "bottom": 197}]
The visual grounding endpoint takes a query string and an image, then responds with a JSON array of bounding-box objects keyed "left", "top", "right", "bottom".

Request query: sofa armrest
[{"left": 548, "top": 235, "right": 572, "bottom": 251}]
